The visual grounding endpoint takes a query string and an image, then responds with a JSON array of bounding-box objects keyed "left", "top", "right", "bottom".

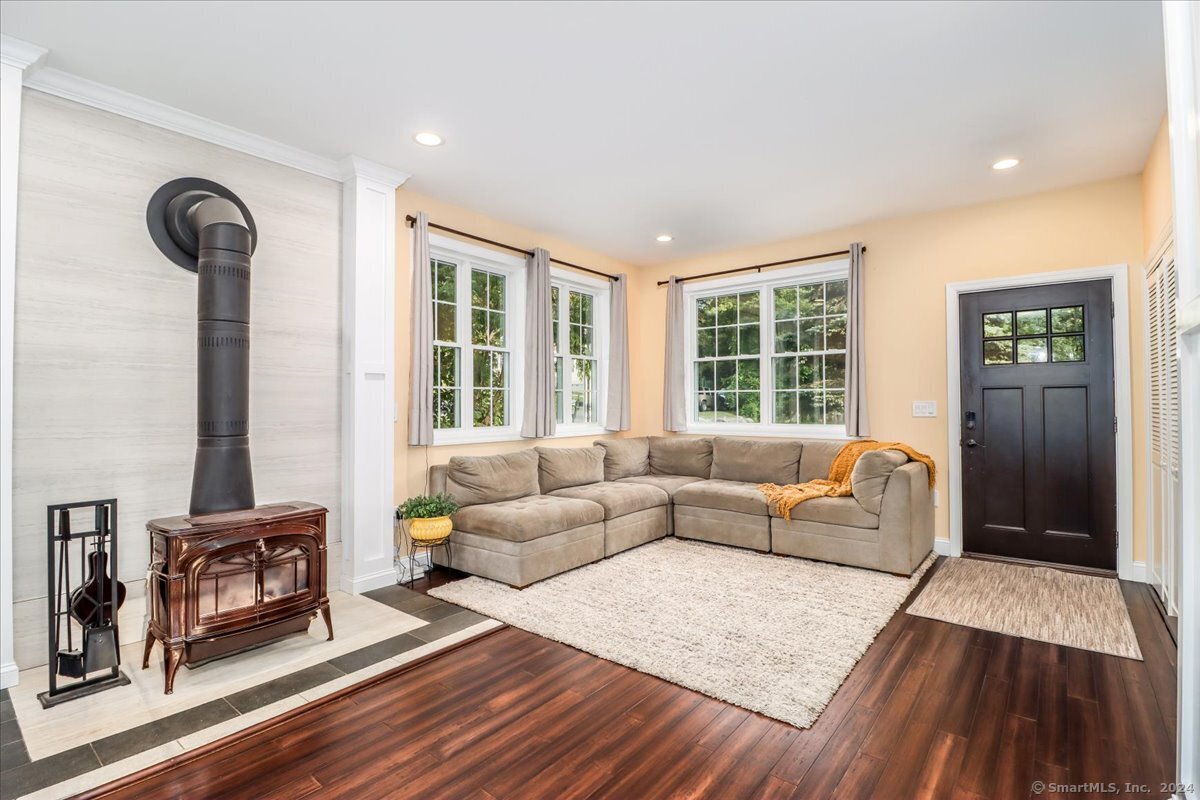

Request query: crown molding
[
  {"left": 0, "top": 35, "right": 48, "bottom": 72},
  {"left": 339, "top": 156, "right": 411, "bottom": 189},
  {"left": 25, "top": 67, "right": 347, "bottom": 180}
]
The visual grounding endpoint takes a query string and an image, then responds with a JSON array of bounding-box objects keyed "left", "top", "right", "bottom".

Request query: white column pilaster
[
  {"left": 1162, "top": 1, "right": 1200, "bottom": 789},
  {"left": 0, "top": 35, "right": 48, "bottom": 689},
  {"left": 339, "top": 157, "right": 409, "bottom": 594}
]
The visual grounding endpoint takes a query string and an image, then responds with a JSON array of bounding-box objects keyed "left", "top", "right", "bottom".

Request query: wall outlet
[
  {"left": 932, "top": 489, "right": 939, "bottom": 507},
  {"left": 912, "top": 400, "right": 937, "bottom": 418}
]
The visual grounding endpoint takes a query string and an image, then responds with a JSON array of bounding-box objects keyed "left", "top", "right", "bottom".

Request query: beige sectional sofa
[{"left": 428, "top": 435, "right": 933, "bottom": 587}]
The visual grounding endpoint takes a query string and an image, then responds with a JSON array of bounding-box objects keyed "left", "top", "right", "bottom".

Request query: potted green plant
[{"left": 396, "top": 493, "right": 459, "bottom": 543}]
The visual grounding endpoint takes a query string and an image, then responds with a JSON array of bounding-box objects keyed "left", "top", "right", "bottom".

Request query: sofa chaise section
[
  {"left": 428, "top": 451, "right": 605, "bottom": 587},
  {"left": 769, "top": 449, "right": 934, "bottom": 575}
]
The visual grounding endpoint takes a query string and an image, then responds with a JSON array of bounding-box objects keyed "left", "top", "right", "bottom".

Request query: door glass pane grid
[
  {"left": 983, "top": 307, "right": 1084, "bottom": 365},
  {"left": 695, "top": 290, "right": 761, "bottom": 423}
]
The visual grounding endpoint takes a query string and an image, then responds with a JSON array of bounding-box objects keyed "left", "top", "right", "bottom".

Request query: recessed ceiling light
[
  {"left": 991, "top": 157, "right": 1020, "bottom": 170},
  {"left": 656, "top": 234, "right": 674, "bottom": 243},
  {"left": 414, "top": 131, "right": 444, "bottom": 147}
]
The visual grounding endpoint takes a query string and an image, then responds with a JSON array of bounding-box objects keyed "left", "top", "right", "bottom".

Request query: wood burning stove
[
  {"left": 144, "top": 503, "right": 331, "bottom": 694},
  {"left": 143, "top": 180, "right": 332, "bottom": 694}
]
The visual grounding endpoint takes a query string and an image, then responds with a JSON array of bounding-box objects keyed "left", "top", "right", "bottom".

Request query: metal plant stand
[{"left": 394, "top": 514, "right": 452, "bottom": 588}]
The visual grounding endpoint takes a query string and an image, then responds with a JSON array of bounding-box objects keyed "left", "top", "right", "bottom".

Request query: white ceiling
[{"left": 1, "top": 1, "right": 1166, "bottom": 265}]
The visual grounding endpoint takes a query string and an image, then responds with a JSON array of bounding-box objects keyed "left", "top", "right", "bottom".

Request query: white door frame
[{"left": 944, "top": 263, "right": 1138, "bottom": 581}]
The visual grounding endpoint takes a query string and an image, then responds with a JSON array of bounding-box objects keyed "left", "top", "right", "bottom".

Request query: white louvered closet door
[{"left": 1146, "top": 250, "right": 1181, "bottom": 617}]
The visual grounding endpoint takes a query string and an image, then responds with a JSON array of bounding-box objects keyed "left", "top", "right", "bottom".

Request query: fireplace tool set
[{"left": 38, "top": 498, "right": 131, "bottom": 708}]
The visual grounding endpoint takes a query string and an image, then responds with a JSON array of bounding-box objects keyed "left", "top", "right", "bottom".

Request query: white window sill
[
  {"left": 684, "top": 423, "right": 855, "bottom": 440},
  {"left": 428, "top": 424, "right": 612, "bottom": 447},
  {"left": 431, "top": 427, "right": 526, "bottom": 446},
  {"left": 552, "top": 424, "right": 610, "bottom": 440}
]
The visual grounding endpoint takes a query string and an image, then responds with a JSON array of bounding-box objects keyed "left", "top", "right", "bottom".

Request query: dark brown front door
[{"left": 959, "top": 279, "right": 1117, "bottom": 570}]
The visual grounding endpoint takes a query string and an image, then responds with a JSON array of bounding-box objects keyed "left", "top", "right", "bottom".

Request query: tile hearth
[{"left": 0, "top": 585, "right": 498, "bottom": 799}]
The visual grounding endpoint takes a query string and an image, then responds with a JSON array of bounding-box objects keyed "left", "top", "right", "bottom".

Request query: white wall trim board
[
  {"left": 340, "top": 160, "right": 404, "bottom": 596},
  {"left": 943, "top": 264, "right": 1139, "bottom": 582},
  {"left": 0, "top": 34, "right": 48, "bottom": 71},
  {"left": 1162, "top": 0, "right": 1200, "bottom": 790},
  {"left": 1124, "top": 560, "right": 1147, "bottom": 585},
  {"left": 0, "top": 36, "right": 45, "bottom": 690},
  {"left": 932, "top": 538, "right": 952, "bottom": 557},
  {"left": 339, "top": 567, "right": 403, "bottom": 596}
]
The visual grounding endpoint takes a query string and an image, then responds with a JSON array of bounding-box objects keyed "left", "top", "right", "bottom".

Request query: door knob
[{"left": 966, "top": 439, "right": 979, "bottom": 447}]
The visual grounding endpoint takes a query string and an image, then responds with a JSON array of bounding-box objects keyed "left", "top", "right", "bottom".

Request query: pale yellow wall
[
  {"left": 393, "top": 189, "right": 638, "bottom": 503},
  {"left": 1141, "top": 115, "right": 1173, "bottom": 256},
  {"left": 628, "top": 176, "right": 1149, "bottom": 559}
]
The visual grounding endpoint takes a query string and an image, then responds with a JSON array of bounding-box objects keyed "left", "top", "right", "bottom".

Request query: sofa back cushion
[
  {"left": 536, "top": 446, "right": 606, "bottom": 493},
  {"left": 710, "top": 437, "right": 803, "bottom": 485},
  {"left": 446, "top": 450, "right": 540, "bottom": 507},
  {"left": 850, "top": 449, "right": 909, "bottom": 514},
  {"left": 797, "top": 439, "right": 852, "bottom": 482},
  {"left": 648, "top": 436, "right": 713, "bottom": 478},
  {"left": 593, "top": 437, "right": 650, "bottom": 481}
]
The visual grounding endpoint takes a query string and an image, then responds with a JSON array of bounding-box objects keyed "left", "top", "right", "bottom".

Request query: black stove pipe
[
  {"left": 147, "top": 180, "right": 258, "bottom": 516},
  {"left": 190, "top": 198, "right": 254, "bottom": 515}
]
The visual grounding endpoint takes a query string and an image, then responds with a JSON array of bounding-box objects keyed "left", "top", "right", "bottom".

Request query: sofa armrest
[
  {"left": 876, "top": 462, "right": 934, "bottom": 574},
  {"left": 429, "top": 464, "right": 449, "bottom": 496}
]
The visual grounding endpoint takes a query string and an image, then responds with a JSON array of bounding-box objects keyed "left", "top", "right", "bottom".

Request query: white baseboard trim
[
  {"left": 339, "top": 567, "right": 400, "bottom": 596},
  {"left": 396, "top": 551, "right": 432, "bottom": 581},
  {"left": 0, "top": 660, "right": 19, "bottom": 689},
  {"left": 1120, "top": 560, "right": 1147, "bottom": 584},
  {"left": 933, "top": 538, "right": 953, "bottom": 557}
]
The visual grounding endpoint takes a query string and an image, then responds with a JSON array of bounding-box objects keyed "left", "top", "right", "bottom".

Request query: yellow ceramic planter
[{"left": 408, "top": 515, "right": 452, "bottom": 543}]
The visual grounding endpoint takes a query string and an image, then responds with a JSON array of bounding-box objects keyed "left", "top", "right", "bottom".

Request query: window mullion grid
[
  {"left": 760, "top": 285, "right": 772, "bottom": 426},
  {"left": 460, "top": 261, "right": 476, "bottom": 433}
]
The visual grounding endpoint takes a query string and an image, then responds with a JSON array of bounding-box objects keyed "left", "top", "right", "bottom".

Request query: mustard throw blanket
[{"left": 759, "top": 440, "right": 936, "bottom": 521}]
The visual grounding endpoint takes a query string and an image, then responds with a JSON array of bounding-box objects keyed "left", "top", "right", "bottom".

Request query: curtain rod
[
  {"left": 405, "top": 216, "right": 618, "bottom": 282},
  {"left": 655, "top": 247, "right": 864, "bottom": 287}
]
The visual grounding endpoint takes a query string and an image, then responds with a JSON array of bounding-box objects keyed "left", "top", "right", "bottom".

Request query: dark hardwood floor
[{"left": 79, "top": 560, "right": 1177, "bottom": 800}]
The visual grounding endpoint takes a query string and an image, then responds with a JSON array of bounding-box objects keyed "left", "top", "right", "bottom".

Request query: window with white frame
[
  {"left": 686, "top": 263, "right": 849, "bottom": 434},
  {"left": 430, "top": 238, "right": 525, "bottom": 442},
  {"left": 551, "top": 272, "right": 609, "bottom": 429}
]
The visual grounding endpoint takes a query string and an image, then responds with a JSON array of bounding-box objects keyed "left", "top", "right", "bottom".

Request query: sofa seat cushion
[
  {"left": 452, "top": 495, "right": 604, "bottom": 542},
  {"left": 768, "top": 496, "right": 880, "bottom": 529},
  {"left": 549, "top": 481, "right": 668, "bottom": 520},
  {"left": 674, "top": 479, "right": 769, "bottom": 516},
  {"left": 616, "top": 474, "right": 703, "bottom": 498}
]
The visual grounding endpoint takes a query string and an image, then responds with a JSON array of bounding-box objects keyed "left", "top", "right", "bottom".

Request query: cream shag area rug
[
  {"left": 429, "top": 538, "right": 935, "bottom": 729},
  {"left": 906, "top": 557, "right": 1142, "bottom": 660}
]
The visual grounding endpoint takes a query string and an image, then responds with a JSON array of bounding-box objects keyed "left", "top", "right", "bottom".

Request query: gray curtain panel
[
  {"left": 846, "top": 242, "right": 870, "bottom": 437},
  {"left": 663, "top": 275, "right": 688, "bottom": 431},
  {"left": 408, "top": 212, "right": 434, "bottom": 446},
  {"left": 521, "top": 247, "right": 556, "bottom": 438},
  {"left": 605, "top": 274, "right": 632, "bottom": 431}
]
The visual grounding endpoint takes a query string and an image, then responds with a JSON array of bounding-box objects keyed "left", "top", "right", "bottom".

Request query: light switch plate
[{"left": 912, "top": 400, "right": 937, "bottom": 418}]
